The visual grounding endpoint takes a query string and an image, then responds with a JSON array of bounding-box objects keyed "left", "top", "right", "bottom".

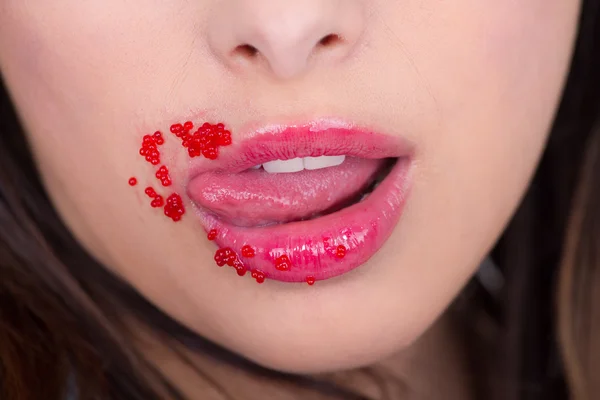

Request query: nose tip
[{"left": 207, "top": 1, "right": 365, "bottom": 79}]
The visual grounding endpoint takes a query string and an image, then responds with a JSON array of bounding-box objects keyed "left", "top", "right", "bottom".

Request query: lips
[{"left": 186, "top": 121, "right": 413, "bottom": 283}]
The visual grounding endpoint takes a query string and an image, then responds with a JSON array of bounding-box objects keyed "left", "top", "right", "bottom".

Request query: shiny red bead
[
  {"left": 207, "top": 229, "right": 218, "bottom": 241},
  {"left": 336, "top": 245, "right": 346, "bottom": 259},
  {"left": 219, "top": 131, "right": 232, "bottom": 146},
  {"left": 145, "top": 187, "right": 157, "bottom": 198},
  {"left": 128, "top": 177, "right": 137, "bottom": 186},
  {"left": 153, "top": 131, "right": 164, "bottom": 145},
  {"left": 275, "top": 255, "right": 291, "bottom": 271},
  {"left": 306, "top": 276, "right": 316, "bottom": 286},
  {"left": 170, "top": 123, "right": 183, "bottom": 134},
  {"left": 150, "top": 195, "right": 164, "bottom": 208},
  {"left": 142, "top": 134, "right": 153, "bottom": 144},
  {"left": 254, "top": 270, "right": 265, "bottom": 284},
  {"left": 236, "top": 265, "right": 247, "bottom": 276},
  {"left": 231, "top": 258, "right": 247, "bottom": 276},
  {"left": 241, "top": 245, "right": 255, "bottom": 258}
]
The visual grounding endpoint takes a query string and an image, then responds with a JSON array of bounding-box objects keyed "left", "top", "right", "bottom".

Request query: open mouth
[{"left": 186, "top": 121, "right": 413, "bottom": 284}]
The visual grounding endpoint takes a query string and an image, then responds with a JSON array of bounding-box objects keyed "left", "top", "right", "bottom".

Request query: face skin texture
[{"left": 0, "top": 0, "right": 581, "bottom": 374}]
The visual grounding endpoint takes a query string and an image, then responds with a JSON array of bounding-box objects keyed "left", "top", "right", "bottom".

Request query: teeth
[
  {"left": 251, "top": 164, "right": 262, "bottom": 169},
  {"left": 262, "top": 155, "right": 346, "bottom": 174},
  {"left": 303, "top": 155, "right": 346, "bottom": 170},
  {"left": 263, "top": 158, "right": 305, "bottom": 173}
]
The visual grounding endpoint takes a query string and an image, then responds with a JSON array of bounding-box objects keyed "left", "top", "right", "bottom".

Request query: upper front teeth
[
  {"left": 262, "top": 158, "right": 304, "bottom": 173},
  {"left": 303, "top": 155, "right": 346, "bottom": 170},
  {"left": 260, "top": 155, "right": 346, "bottom": 173}
]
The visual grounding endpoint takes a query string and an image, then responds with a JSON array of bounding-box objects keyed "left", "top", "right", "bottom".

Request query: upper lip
[{"left": 186, "top": 118, "right": 414, "bottom": 177}]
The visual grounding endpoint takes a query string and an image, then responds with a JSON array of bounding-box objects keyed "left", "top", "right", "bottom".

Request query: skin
[{"left": 0, "top": 0, "right": 580, "bottom": 385}]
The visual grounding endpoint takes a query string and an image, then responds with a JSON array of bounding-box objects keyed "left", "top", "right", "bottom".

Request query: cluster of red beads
[
  {"left": 251, "top": 270, "right": 266, "bottom": 284},
  {"left": 336, "top": 245, "right": 347, "bottom": 259},
  {"left": 155, "top": 165, "right": 172, "bottom": 187},
  {"left": 214, "top": 247, "right": 248, "bottom": 277},
  {"left": 207, "top": 229, "right": 218, "bottom": 241},
  {"left": 164, "top": 193, "right": 185, "bottom": 221},
  {"left": 145, "top": 187, "right": 164, "bottom": 208},
  {"left": 139, "top": 131, "right": 164, "bottom": 165},
  {"left": 241, "top": 245, "right": 255, "bottom": 258},
  {"left": 275, "top": 255, "right": 291, "bottom": 271},
  {"left": 170, "top": 121, "right": 232, "bottom": 160},
  {"left": 212, "top": 244, "right": 268, "bottom": 282},
  {"left": 214, "top": 247, "right": 237, "bottom": 267}
]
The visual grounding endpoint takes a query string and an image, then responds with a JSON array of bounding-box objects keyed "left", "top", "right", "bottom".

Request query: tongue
[{"left": 187, "top": 157, "right": 385, "bottom": 227}]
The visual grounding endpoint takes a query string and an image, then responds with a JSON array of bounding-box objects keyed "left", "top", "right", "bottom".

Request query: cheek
[
  {"left": 362, "top": 0, "right": 578, "bottom": 345},
  {"left": 408, "top": 0, "right": 577, "bottom": 215},
  {"left": 0, "top": 5, "right": 190, "bottom": 259}
]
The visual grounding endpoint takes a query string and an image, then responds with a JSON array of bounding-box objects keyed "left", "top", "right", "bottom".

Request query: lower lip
[{"left": 194, "top": 157, "right": 412, "bottom": 283}]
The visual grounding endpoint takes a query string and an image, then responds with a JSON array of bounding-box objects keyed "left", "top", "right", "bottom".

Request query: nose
[{"left": 207, "top": 1, "right": 365, "bottom": 80}]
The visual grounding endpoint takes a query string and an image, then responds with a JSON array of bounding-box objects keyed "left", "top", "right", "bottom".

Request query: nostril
[
  {"left": 231, "top": 35, "right": 342, "bottom": 62},
  {"left": 233, "top": 44, "right": 260, "bottom": 58},
  {"left": 318, "top": 34, "right": 343, "bottom": 47}
]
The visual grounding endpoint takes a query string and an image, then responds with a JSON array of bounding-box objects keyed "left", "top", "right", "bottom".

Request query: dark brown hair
[{"left": 0, "top": 1, "right": 599, "bottom": 399}]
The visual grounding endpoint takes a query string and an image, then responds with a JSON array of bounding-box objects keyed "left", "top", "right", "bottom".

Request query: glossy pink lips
[{"left": 186, "top": 122, "right": 413, "bottom": 283}]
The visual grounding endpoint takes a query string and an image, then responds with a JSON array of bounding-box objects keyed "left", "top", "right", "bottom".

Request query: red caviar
[
  {"left": 251, "top": 270, "right": 266, "bottom": 284},
  {"left": 139, "top": 131, "right": 164, "bottom": 165},
  {"left": 214, "top": 247, "right": 237, "bottom": 267},
  {"left": 241, "top": 245, "right": 255, "bottom": 258},
  {"left": 164, "top": 193, "right": 185, "bottom": 222},
  {"left": 336, "top": 245, "right": 347, "bottom": 259},
  {"left": 150, "top": 195, "right": 164, "bottom": 208},
  {"left": 214, "top": 247, "right": 248, "bottom": 276},
  {"left": 231, "top": 258, "right": 248, "bottom": 276},
  {"left": 143, "top": 186, "right": 166, "bottom": 208},
  {"left": 153, "top": 131, "right": 164, "bottom": 145},
  {"left": 207, "top": 229, "right": 218, "bottom": 241},
  {"left": 128, "top": 177, "right": 138, "bottom": 186},
  {"left": 170, "top": 121, "right": 232, "bottom": 160},
  {"left": 155, "top": 165, "right": 172, "bottom": 187},
  {"left": 275, "top": 255, "right": 291, "bottom": 271},
  {"left": 306, "top": 276, "right": 316, "bottom": 286}
]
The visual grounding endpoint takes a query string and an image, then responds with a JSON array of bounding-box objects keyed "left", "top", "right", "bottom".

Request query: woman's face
[{"left": 0, "top": 1, "right": 580, "bottom": 372}]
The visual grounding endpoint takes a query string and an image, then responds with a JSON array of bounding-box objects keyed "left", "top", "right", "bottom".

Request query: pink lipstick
[{"left": 186, "top": 121, "right": 414, "bottom": 284}]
